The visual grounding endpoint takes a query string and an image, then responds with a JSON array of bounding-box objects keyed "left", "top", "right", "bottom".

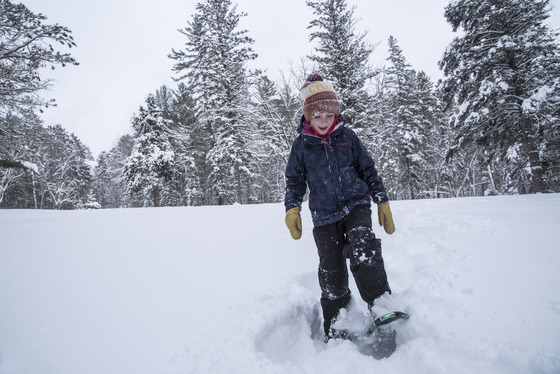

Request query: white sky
[{"left": 20, "top": 0, "right": 560, "bottom": 158}]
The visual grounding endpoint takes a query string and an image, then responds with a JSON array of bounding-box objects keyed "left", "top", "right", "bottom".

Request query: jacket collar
[{"left": 298, "top": 115, "right": 344, "bottom": 141}]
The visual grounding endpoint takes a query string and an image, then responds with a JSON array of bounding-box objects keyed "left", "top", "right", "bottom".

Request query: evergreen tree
[
  {"left": 306, "top": 0, "right": 377, "bottom": 129},
  {"left": 370, "top": 37, "right": 450, "bottom": 200},
  {"left": 100, "top": 134, "right": 135, "bottom": 208},
  {"left": 0, "top": 0, "right": 78, "bottom": 116},
  {"left": 171, "top": 83, "right": 198, "bottom": 129},
  {"left": 169, "top": 0, "right": 257, "bottom": 205},
  {"left": 159, "top": 84, "right": 200, "bottom": 206},
  {"left": 440, "top": 0, "right": 560, "bottom": 193},
  {"left": 0, "top": 0, "right": 79, "bottom": 179},
  {"left": 153, "top": 85, "right": 176, "bottom": 121},
  {"left": 124, "top": 96, "right": 175, "bottom": 207},
  {"left": 92, "top": 151, "right": 112, "bottom": 208},
  {"left": 249, "top": 74, "right": 301, "bottom": 203},
  {"left": 380, "top": 37, "right": 428, "bottom": 199},
  {"left": 37, "top": 125, "right": 93, "bottom": 209},
  {"left": 1, "top": 112, "right": 94, "bottom": 209},
  {"left": 0, "top": 112, "right": 42, "bottom": 207},
  {"left": 170, "top": 83, "right": 204, "bottom": 205},
  {"left": 414, "top": 71, "right": 454, "bottom": 198}
]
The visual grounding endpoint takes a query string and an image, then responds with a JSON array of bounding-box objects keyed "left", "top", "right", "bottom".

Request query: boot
[{"left": 321, "top": 293, "right": 351, "bottom": 337}]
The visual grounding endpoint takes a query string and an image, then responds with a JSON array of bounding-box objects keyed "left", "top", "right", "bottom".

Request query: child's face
[{"left": 310, "top": 112, "right": 336, "bottom": 135}]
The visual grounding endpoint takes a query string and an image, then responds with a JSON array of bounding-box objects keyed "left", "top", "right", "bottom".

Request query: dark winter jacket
[{"left": 284, "top": 115, "right": 389, "bottom": 227}]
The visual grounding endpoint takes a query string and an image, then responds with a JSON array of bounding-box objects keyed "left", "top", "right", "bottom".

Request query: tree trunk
[
  {"left": 522, "top": 116, "right": 545, "bottom": 193},
  {"left": 152, "top": 185, "right": 161, "bottom": 207},
  {"left": 31, "top": 172, "right": 38, "bottom": 209},
  {"left": 527, "top": 147, "right": 544, "bottom": 193}
]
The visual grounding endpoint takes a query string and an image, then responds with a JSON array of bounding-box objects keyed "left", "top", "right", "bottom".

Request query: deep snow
[{"left": 1, "top": 194, "right": 559, "bottom": 374}]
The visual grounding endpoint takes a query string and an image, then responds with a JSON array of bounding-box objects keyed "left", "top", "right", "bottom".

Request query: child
[{"left": 284, "top": 73, "right": 396, "bottom": 340}]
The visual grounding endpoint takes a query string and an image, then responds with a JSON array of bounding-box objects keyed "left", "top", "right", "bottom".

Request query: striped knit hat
[{"left": 300, "top": 73, "right": 341, "bottom": 121}]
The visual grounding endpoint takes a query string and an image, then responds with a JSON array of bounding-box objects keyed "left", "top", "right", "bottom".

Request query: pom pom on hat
[{"left": 300, "top": 73, "right": 341, "bottom": 121}]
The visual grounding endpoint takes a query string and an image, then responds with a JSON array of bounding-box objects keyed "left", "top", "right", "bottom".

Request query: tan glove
[
  {"left": 377, "top": 202, "right": 395, "bottom": 234},
  {"left": 285, "top": 206, "right": 302, "bottom": 240}
]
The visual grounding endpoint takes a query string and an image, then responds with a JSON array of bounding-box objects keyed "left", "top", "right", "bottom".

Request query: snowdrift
[{"left": 1, "top": 194, "right": 559, "bottom": 373}]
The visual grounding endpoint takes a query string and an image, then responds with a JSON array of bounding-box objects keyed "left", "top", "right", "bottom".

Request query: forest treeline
[{"left": 1, "top": 0, "right": 559, "bottom": 209}]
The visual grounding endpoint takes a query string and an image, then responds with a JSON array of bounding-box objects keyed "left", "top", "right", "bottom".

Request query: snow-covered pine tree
[
  {"left": 249, "top": 74, "right": 301, "bottom": 203},
  {"left": 172, "top": 85, "right": 204, "bottom": 206},
  {"left": 92, "top": 151, "right": 111, "bottom": 208},
  {"left": 248, "top": 76, "right": 279, "bottom": 203},
  {"left": 383, "top": 36, "right": 427, "bottom": 200},
  {"left": 97, "top": 134, "right": 135, "bottom": 208},
  {"left": 169, "top": 0, "right": 257, "bottom": 205},
  {"left": 414, "top": 71, "right": 454, "bottom": 198},
  {"left": 38, "top": 125, "right": 93, "bottom": 209},
  {"left": 439, "top": 0, "right": 560, "bottom": 193},
  {"left": 157, "top": 85, "right": 200, "bottom": 206},
  {"left": 0, "top": 0, "right": 78, "bottom": 116},
  {"left": 371, "top": 36, "right": 451, "bottom": 200},
  {"left": 0, "top": 113, "right": 43, "bottom": 207},
  {"left": 124, "top": 95, "right": 175, "bottom": 207},
  {"left": 306, "top": 0, "right": 377, "bottom": 130},
  {"left": 169, "top": 83, "right": 210, "bottom": 205},
  {"left": 0, "top": 0, "right": 81, "bottom": 203},
  {"left": 1, "top": 111, "right": 95, "bottom": 209}
]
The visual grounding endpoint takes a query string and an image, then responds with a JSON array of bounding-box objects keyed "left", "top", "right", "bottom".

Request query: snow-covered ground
[{"left": 1, "top": 194, "right": 559, "bottom": 374}]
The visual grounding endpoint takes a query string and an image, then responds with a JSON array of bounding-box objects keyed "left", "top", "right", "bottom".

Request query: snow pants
[{"left": 312, "top": 204, "right": 391, "bottom": 335}]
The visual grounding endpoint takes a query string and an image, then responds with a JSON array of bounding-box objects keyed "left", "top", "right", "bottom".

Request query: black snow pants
[{"left": 312, "top": 204, "right": 391, "bottom": 335}]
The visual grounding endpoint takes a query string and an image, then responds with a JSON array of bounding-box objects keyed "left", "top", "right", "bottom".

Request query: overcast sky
[{"left": 21, "top": 0, "right": 560, "bottom": 157}]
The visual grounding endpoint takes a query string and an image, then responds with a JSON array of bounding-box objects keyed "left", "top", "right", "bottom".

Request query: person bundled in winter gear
[{"left": 284, "top": 73, "right": 396, "bottom": 340}]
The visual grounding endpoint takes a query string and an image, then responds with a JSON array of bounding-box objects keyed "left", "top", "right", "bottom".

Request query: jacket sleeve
[
  {"left": 351, "top": 131, "right": 389, "bottom": 204},
  {"left": 284, "top": 137, "right": 307, "bottom": 211}
]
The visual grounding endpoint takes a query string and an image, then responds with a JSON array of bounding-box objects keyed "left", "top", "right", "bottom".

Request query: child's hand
[
  {"left": 285, "top": 207, "right": 302, "bottom": 239},
  {"left": 377, "top": 202, "right": 396, "bottom": 234}
]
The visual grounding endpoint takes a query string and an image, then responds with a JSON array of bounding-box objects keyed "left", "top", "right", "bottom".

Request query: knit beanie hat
[{"left": 300, "top": 73, "right": 341, "bottom": 121}]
